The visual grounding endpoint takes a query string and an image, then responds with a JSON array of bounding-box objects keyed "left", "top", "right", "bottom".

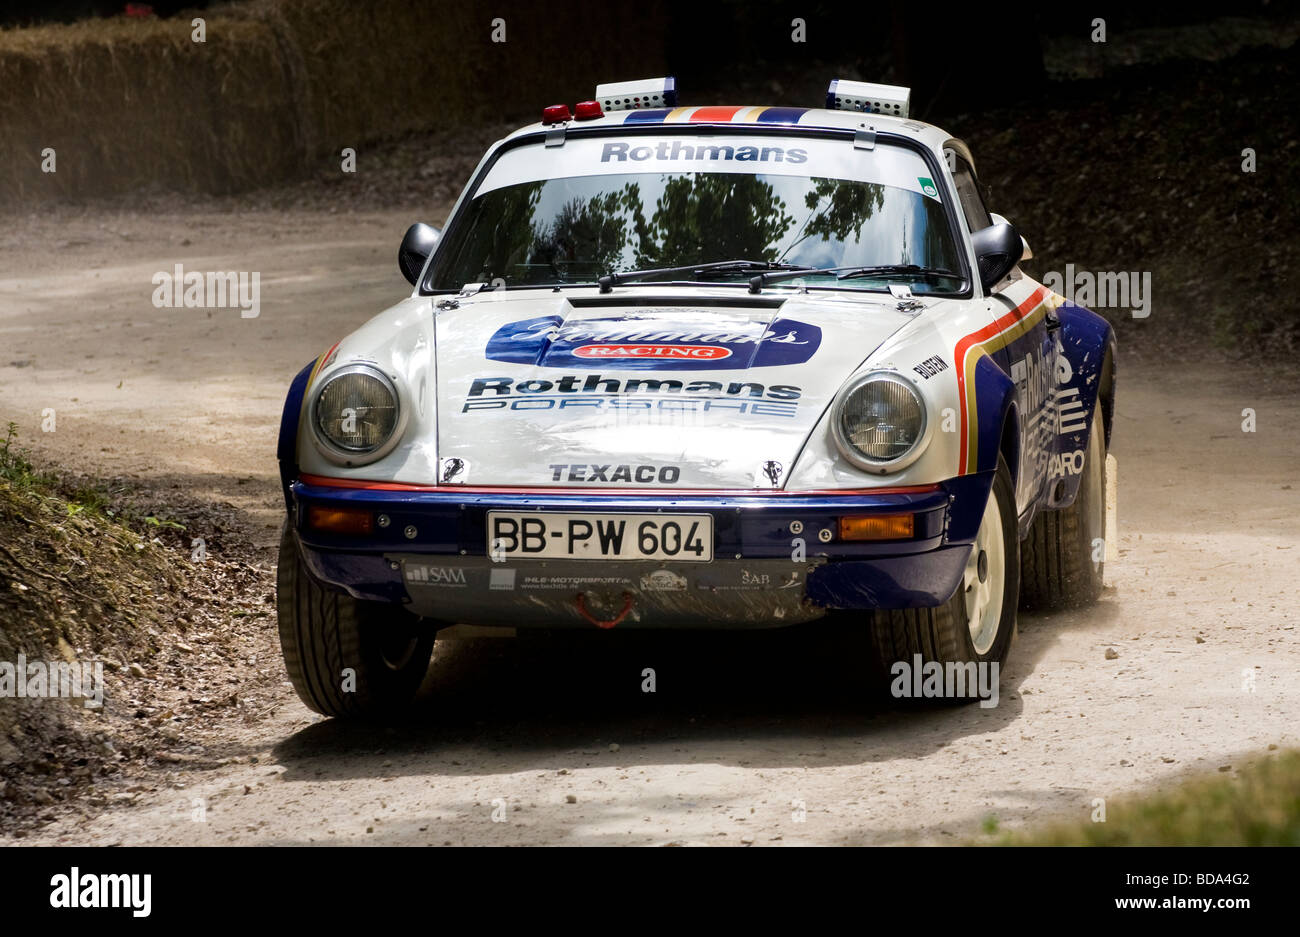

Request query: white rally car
[{"left": 275, "top": 78, "right": 1116, "bottom": 717}]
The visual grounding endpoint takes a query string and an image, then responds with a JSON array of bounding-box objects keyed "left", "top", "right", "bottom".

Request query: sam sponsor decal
[{"left": 404, "top": 565, "right": 469, "bottom": 587}]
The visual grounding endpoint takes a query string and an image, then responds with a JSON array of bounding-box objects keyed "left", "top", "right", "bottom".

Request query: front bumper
[{"left": 290, "top": 474, "right": 995, "bottom": 628}]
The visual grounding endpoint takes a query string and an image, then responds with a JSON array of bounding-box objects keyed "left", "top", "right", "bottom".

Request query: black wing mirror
[
  {"left": 971, "top": 222, "right": 1023, "bottom": 293},
  {"left": 398, "top": 223, "right": 440, "bottom": 285}
]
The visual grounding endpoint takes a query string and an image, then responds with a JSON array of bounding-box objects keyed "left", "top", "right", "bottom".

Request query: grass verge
[{"left": 986, "top": 750, "right": 1300, "bottom": 845}]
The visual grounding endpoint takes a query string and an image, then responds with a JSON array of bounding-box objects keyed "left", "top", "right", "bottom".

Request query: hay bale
[
  {"left": 0, "top": 14, "right": 299, "bottom": 203},
  {"left": 0, "top": 0, "right": 670, "bottom": 206}
]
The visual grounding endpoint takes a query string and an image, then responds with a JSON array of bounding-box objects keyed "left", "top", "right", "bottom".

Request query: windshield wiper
[
  {"left": 598, "top": 260, "right": 817, "bottom": 294},
  {"left": 837, "top": 264, "right": 963, "bottom": 282},
  {"left": 748, "top": 264, "right": 964, "bottom": 294}
]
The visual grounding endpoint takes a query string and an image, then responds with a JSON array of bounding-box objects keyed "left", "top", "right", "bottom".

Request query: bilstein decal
[{"left": 485, "top": 315, "right": 821, "bottom": 370}]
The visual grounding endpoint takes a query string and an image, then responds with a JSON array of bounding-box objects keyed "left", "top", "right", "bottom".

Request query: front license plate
[{"left": 486, "top": 512, "right": 713, "bottom": 562}]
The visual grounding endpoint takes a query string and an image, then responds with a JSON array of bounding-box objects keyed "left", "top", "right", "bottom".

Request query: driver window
[{"left": 949, "top": 153, "right": 992, "bottom": 233}]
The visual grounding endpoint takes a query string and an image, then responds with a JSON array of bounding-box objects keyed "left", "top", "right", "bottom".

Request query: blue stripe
[
  {"left": 755, "top": 107, "right": 808, "bottom": 124},
  {"left": 622, "top": 108, "right": 674, "bottom": 124}
]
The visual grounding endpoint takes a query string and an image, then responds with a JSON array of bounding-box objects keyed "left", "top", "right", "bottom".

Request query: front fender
[
  {"left": 970, "top": 350, "right": 1019, "bottom": 480},
  {"left": 1048, "top": 300, "right": 1116, "bottom": 509},
  {"left": 277, "top": 359, "right": 318, "bottom": 512}
]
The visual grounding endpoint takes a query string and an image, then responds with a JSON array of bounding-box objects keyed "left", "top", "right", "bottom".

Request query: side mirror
[
  {"left": 990, "top": 212, "right": 1032, "bottom": 260},
  {"left": 398, "top": 223, "right": 440, "bottom": 285},
  {"left": 971, "top": 222, "right": 1023, "bottom": 293}
]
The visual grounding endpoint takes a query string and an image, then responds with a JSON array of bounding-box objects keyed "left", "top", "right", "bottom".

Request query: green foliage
[
  {"left": 144, "top": 515, "right": 186, "bottom": 531},
  {"left": 0, "top": 422, "right": 180, "bottom": 528},
  {"left": 0, "top": 421, "right": 55, "bottom": 491},
  {"left": 991, "top": 751, "right": 1300, "bottom": 846}
]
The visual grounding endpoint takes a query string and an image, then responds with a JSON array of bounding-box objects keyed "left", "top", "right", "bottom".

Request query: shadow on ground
[{"left": 271, "top": 599, "right": 1120, "bottom": 780}]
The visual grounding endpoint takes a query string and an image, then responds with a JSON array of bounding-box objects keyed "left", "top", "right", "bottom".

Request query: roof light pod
[
  {"left": 826, "top": 79, "right": 910, "bottom": 118},
  {"left": 573, "top": 100, "right": 604, "bottom": 120},
  {"left": 595, "top": 77, "right": 677, "bottom": 112}
]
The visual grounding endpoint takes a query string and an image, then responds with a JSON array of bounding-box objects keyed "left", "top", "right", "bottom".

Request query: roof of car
[{"left": 505, "top": 106, "right": 956, "bottom": 155}]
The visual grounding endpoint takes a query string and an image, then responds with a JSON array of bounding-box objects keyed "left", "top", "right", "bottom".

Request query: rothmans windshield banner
[
  {"left": 485, "top": 313, "right": 822, "bottom": 370},
  {"left": 475, "top": 135, "right": 934, "bottom": 197}
]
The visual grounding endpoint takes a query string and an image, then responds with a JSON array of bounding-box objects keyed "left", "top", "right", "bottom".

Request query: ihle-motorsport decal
[{"left": 485, "top": 314, "right": 822, "bottom": 371}]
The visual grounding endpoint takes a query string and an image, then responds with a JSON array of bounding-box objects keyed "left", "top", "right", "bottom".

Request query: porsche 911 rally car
[{"left": 275, "top": 78, "right": 1116, "bottom": 717}]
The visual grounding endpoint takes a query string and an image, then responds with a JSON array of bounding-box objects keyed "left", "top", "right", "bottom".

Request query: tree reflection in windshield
[
  {"left": 429, "top": 171, "right": 960, "bottom": 292},
  {"left": 528, "top": 186, "right": 640, "bottom": 279},
  {"left": 631, "top": 175, "right": 794, "bottom": 268}
]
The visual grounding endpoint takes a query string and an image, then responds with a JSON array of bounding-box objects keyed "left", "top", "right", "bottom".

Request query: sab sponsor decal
[
  {"left": 485, "top": 315, "right": 821, "bottom": 370},
  {"left": 550, "top": 463, "right": 680, "bottom": 483}
]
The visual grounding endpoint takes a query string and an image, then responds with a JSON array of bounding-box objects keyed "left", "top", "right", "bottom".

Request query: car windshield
[{"left": 427, "top": 134, "right": 966, "bottom": 294}]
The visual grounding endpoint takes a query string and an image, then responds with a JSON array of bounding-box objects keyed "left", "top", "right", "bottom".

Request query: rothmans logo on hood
[{"left": 485, "top": 315, "right": 822, "bottom": 371}]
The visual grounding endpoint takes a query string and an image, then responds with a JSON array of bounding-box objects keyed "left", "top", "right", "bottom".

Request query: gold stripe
[{"left": 961, "top": 302, "right": 1048, "bottom": 472}]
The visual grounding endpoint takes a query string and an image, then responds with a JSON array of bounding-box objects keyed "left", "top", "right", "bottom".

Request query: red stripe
[
  {"left": 688, "top": 106, "right": 746, "bottom": 122},
  {"left": 317, "top": 340, "right": 341, "bottom": 372},
  {"left": 299, "top": 473, "right": 941, "bottom": 497},
  {"left": 952, "top": 286, "right": 1048, "bottom": 473}
]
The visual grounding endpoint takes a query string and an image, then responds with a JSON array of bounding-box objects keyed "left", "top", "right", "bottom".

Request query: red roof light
[
  {"left": 573, "top": 100, "right": 604, "bottom": 120},
  {"left": 541, "top": 104, "right": 571, "bottom": 125}
]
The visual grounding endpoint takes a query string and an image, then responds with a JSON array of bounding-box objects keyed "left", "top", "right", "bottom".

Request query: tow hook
[{"left": 574, "top": 591, "right": 636, "bottom": 629}]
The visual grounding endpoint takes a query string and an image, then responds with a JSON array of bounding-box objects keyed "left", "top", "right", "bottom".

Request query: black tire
[
  {"left": 276, "top": 522, "right": 434, "bottom": 718},
  {"left": 865, "top": 454, "right": 1020, "bottom": 700},
  {"left": 1019, "top": 404, "right": 1107, "bottom": 611}
]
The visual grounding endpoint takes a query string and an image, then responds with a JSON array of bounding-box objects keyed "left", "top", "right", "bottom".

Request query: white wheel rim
[{"left": 964, "top": 490, "right": 1006, "bottom": 656}]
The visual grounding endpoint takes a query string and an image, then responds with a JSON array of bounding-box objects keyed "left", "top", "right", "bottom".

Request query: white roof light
[
  {"left": 596, "top": 77, "right": 678, "bottom": 112},
  {"left": 826, "top": 79, "right": 910, "bottom": 118}
]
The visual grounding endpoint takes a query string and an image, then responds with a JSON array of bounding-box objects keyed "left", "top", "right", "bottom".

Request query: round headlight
[
  {"left": 833, "top": 372, "right": 928, "bottom": 472},
  {"left": 313, "top": 365, "right": 399, "bottom": 456}
]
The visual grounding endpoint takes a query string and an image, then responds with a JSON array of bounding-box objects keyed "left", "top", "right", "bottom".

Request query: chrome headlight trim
[
  {"left": 309, "top": 363, "right": 405, "bottom": 466},
  {"left": 831, "top": 369, "right": 932, "bottom": 474}
]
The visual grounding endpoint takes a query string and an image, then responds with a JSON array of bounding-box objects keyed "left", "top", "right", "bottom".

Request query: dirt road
[{"left": 2, "top": 207, "right": 1298, "bottom": 845}]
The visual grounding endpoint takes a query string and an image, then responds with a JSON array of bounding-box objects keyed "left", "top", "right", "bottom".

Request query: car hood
[{"left": 434, "top": 290, "right": 921, "bottom": 489}]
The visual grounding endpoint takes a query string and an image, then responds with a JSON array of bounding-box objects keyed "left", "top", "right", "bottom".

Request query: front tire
[
  {"left": 866, "top": 453, "right": 1020, "bottom": 700},
  {"left": 1019, "top": 404, "right": 1107, "bottom": 610},
  {"left": 276, "top": 522, "right": 434, "bottom": 718}
]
